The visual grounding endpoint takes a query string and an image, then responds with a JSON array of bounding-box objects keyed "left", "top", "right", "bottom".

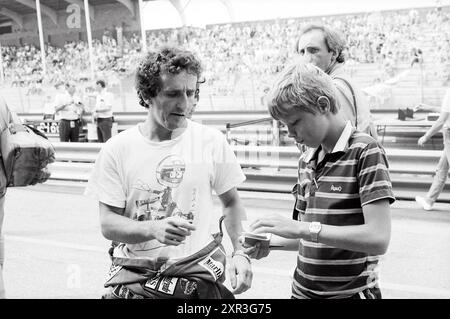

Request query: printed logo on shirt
[
  {"left": 330, "top": 184, "right": 342, "bottom": 192},
  {"left": 157, "top": 276, "right": 179, "bottom": 295}
]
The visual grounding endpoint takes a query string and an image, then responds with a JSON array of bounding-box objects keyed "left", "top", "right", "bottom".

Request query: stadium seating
[{"left": 1, "top": 6, "right": 449, "bottom": 113}]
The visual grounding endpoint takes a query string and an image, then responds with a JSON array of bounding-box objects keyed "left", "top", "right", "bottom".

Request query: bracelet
[{"left": 232, "top": 250, "right": 251, "bottom": 264}]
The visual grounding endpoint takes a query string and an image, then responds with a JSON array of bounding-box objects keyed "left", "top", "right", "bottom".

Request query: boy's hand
[
  {"left": 239, "top": 236, "right": 270, "bottom": 259},
  {"left": 239, "top": 234, "right": 271, "bottom": 260},
  {"left": 249, "top": 214, "right": 302, "bottom": 239}
]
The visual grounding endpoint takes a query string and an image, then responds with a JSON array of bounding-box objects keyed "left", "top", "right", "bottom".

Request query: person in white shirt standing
[
  {"left": 93, "top": 80, "right": 114, "bottom": 142},
  {"left": 415, "top": 88, "right": 450, "bottom": 210},
  {"left": 54, "top": 82, "right": 84, "bottom": 142}
]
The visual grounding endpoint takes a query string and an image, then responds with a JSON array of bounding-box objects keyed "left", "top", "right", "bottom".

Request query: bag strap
[
  {"left": 24, "top": 124, "right": 49, "bottom": 140},
  {"left": 334, "top": 76, "right": 358, "bottom": 127},
  {"left": 291, "top": 184, "right": 300, "bottom": 220},
  {"left": 5, "top": 111, "right": 49, "bottom": 140}
]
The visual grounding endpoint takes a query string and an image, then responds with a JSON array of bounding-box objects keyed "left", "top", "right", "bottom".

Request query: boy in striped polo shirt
[{"left": 243, "top": 63, "right": 395, "bottom": 299}]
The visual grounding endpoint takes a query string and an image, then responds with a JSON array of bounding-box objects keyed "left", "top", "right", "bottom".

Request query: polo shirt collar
[{"left": 303, "top": 121, "right": 354, "bottom": 164}]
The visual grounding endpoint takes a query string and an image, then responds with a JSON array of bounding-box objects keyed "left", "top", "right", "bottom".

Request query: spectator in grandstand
[
  {"left": 295, "top": 24, "right": 377, "bottom": 137},
  {"left": 0, "top": 97, "right": 15, "bottom": 298},
  {"left": 84, "top": 46, "right": 252, "bottom": 299},
  {"left": 54, "top": 82, "right": 85, "bottom": 142},
  {"left": 242, "top": 62, "right": 394, "bottom": 299},
  {"left": 414, "top": 88, "right": 450, "bottom": 211},
  {"left": 92, "top": 80, "right": 114, "bottom": 142},
  {"left": 2, "top": 7, "right": 448, "bottom": 107},
  {"left": 410, "top": 47, "right": 423, "bottom": 68}
]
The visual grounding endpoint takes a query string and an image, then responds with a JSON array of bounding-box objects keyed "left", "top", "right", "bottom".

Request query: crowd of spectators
[
  {"left": 1, "top": 6, "right": 449, "bottom": 101},
  {"left": 152, "top": 6, "right": 450, "bottom": 95},
  {"left": 2, "top": 30, "right": 142, "bottom": 95}
]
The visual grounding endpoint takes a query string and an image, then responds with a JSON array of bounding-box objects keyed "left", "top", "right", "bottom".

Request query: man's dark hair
[
  {"left": 296, "top": 24, "right": 346, "bottom": 63},
  {"left": 135, "top": 47, "right": 203, "bottom": 109},
  {"left": 96, "top": 80, "right": 106, "bottom": 88}
]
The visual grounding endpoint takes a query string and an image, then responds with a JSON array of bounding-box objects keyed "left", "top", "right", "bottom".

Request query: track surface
[{"left": 2, "top": 187, "right": 450, "bottom": 299}]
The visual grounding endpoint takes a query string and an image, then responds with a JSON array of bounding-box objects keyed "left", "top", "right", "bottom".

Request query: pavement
[{"left": 2, "top": 186, "right": 450, "bottom": 299}]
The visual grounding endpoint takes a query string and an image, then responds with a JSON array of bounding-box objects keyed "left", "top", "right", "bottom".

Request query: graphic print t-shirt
[{"left": 85, "top": 120, "right": 245, "bottom": 262}]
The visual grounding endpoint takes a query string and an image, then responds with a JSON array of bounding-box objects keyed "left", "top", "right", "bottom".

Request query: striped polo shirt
[{"left": 292, "top": 122, "right": 395, "bottom": 299}]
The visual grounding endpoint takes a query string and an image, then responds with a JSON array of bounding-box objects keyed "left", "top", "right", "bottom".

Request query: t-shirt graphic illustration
[{"left": 133, "top": 155, "right": 196, "bottom": 223}]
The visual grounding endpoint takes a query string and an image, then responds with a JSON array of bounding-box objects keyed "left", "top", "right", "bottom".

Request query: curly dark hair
[{"left": 135, "top": 47, "right": 203, "bottom": 109}]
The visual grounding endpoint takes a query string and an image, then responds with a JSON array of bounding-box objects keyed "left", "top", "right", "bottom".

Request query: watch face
[
  {"left": 310, "top": 222, "right": 321, "bottom": 232},
  {"left": 309, "top": 222, "right": 321, "bottom": 242}
]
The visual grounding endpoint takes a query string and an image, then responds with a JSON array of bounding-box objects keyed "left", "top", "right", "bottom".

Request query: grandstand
[{"left": 0, "top": 1, "right": 449, "bottom": 114}]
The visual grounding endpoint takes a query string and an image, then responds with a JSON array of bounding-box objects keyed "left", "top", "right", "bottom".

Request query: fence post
[
  {"left": 241, "top": 92, "right": 247, "bottom": 110},
  {"left": 18, "top": 85, "right": 25, "bottom": 112},
  {"left": 272, "top": 119, "right": 280, "bottom": 147},
  {"left": 419, "top": 62, "right": 424, "bottom": 104},
  {"left": 119, "top": 79, "right": 126, "bottom": 111},
  {"left": 226, "top": 123, "right": 231, "bottom": 144},
  {"left": 208, "top": 94, "right": 214, "bottom": 111}
]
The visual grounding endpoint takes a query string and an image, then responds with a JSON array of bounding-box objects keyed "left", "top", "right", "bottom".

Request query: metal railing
[
  {"left": 19, "top": 110, "right": 443, "bottom": 150},
  {"left": 225, "top": 117, "right": 277, "bottom": 146},
  {"left": 44, "top": 142, "right": 450, "bottom": 202}
]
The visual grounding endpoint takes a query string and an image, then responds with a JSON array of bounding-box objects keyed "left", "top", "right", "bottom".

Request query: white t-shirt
[
  {"left": 54, "top": 91, "right": 83, "bottom": 120},
  {"left": 441, "top": 88, "right": 450, "bottom": 129},
  {"left": 94, "top": 89, "right": 114, "bottom": 118},
  {"left": 85, "top": 120, "right": 246, "bottom": 262}
]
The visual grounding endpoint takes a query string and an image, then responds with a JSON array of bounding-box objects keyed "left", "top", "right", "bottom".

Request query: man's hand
[
  {"left": 149, "top": 216, "right": 196, "bottom": 245},
  {"left": 418, "top": 135, "right": 428, "bottom": 147},
  {"left": 249, "top": 214, "right": 302, "bottom": 239},
  {"left": 413, "top": 103, "right": 426, "bottom": 112},
  {"left": 240, "top": 235, "right": 270, "bottom": 260},
  {"left": 228, "top": 252, "right": 252, "bottom": 294}
]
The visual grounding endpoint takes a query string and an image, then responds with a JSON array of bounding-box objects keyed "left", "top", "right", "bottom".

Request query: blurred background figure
[
  {"left": 415, "top": 87, "right": 450, "bottom": 210},
  {"left": 92, "top": 80, "right": 114, "bottom": 143},
  {"left": 53, "top": 82, "right": 85, "bottom": 142}
]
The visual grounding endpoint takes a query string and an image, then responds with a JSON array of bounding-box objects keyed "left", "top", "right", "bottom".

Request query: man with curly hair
[{"left": 85, "top": 47, "right": 252, "bottom": 299}]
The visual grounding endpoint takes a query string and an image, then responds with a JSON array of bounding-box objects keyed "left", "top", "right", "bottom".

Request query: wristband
[{"left": 232, "top": 250, "right": 251, "bottom": 264}]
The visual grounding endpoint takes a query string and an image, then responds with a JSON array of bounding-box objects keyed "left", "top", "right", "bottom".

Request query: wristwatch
[
  {"left": 232, "top": 250, "right": 251, "bottom": 264},
  {"left": 309, "top": 222, "right": 322, "bottom": 243}
]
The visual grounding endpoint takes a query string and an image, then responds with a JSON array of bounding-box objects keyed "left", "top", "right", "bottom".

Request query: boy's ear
[{"left": 317, "top": 96, "right": 330, "bottom": 113}]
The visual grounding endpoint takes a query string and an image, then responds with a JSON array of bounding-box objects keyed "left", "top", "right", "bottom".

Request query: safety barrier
[
  {"left": 19, "top": 110, "right": 442, "bottom": 150},
  {"left": 45, "top": 143, "right": 450, "bottom": 202}
]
